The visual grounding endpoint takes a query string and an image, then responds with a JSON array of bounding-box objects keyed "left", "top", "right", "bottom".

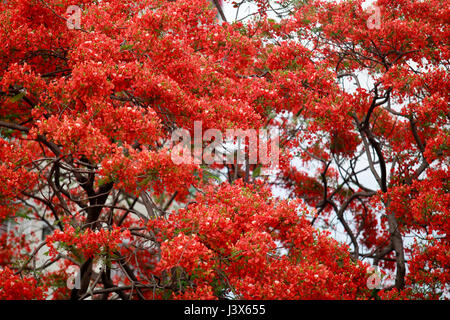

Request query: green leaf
[
  {"left": 230, "top": 249, "right": 244, "bottom": 259},
  {"left": 204, "top": 169, "right": 221, "bottom": 182},
  {"left": 15, "top": 211, "right": 31, "bottom": 220},
  {"left": 9, "top": 92, "right": 25, "bottom": 103},
  {"left": 120, "top": 44, "right": 134, "bottom": 51},
  {"left": 252, "top": 164, "right": 262, "bottom": 178}
]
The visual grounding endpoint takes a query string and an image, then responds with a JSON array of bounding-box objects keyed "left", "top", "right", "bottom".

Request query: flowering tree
[
  {"left": 263, "top": 0, "right": 449, "bottom": 299},
  {"left": 0, "top": 0, "right": 448, "bottom": 300}
]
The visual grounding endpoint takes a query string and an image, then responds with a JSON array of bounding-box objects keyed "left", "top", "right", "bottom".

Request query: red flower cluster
[
  {"left": 149, "top": 181, "right": 370, "bottom": 299},
  {"left": 0, "top": 267, "right": 44, "bottom": 300},
  {"left": 46, "top": 225, "right": 131, "bottom": 259},
  {"left": 0, "top": 0, "right": 447, "bottom": 300}
]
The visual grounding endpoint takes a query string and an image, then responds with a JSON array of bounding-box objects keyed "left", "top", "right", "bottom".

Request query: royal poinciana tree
[{"left": 0, "top": 0, "right": 448, "bottom": 300}]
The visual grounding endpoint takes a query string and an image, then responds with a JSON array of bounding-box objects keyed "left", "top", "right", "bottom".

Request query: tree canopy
[{"left": 0, "top": 0, "right": 448, "bottom": 300}]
